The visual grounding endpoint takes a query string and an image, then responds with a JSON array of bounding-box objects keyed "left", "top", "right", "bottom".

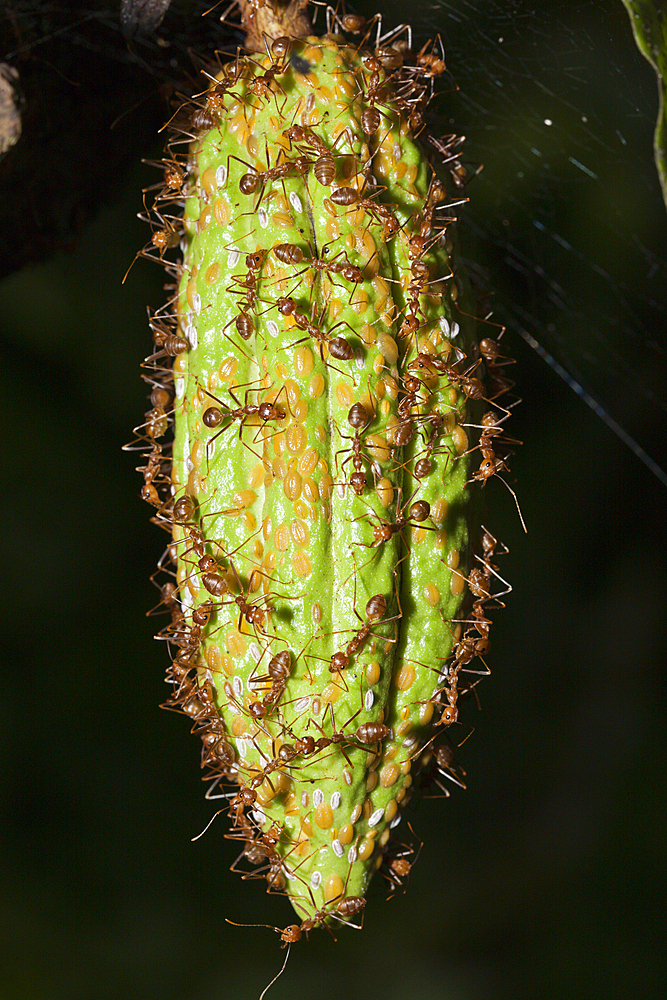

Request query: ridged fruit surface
[{"left": 133, "top": 18, "right": 513, "bottom": 937}]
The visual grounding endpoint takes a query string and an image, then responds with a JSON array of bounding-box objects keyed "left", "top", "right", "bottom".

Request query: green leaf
[{"left": 621, "top": 0, "right": 667, "bottom": 207}]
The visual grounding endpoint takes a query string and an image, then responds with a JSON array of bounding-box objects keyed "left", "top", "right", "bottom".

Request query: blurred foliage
[{"left": 621, "top": 0, "right": 667, "bottom": 205}]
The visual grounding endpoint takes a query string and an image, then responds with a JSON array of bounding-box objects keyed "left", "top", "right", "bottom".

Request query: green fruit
[{"left": 134, "top": 10, "right": 511, "bottom": 938}]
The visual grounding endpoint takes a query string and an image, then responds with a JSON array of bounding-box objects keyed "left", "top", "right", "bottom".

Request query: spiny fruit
[{"left": 130, "top": 0, "right": 515, "bottom": 939}]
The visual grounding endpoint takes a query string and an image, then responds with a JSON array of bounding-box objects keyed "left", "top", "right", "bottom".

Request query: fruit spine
[{"left": 130, "top": 0, "right": 514, "bottom": 938}]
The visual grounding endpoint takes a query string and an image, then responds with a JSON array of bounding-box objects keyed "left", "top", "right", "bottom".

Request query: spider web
[
  {"left": 2, "top": 0, "right": 665, "bottom": 483},
  {"left": 376, "top": 0, "right": 667, "bottom": 485}
]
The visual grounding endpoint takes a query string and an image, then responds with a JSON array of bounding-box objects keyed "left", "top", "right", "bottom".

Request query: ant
[
  {"left": 283, "top": 124, "right": 339, "bottom": 187},
  {"left": 229, "top": 150, "right": 312, "bottom": 208},
  {"left": 353, "top": 486, "right": 434, "bottom": 552},
  {"left": 226, "top": 247, "right": 267, "bottom": 340},
  {"left": 407, "top": 351, "right": 485, "bottom": 401},
  {"left": 334, "top": 401, "right": 374, "bottom": 495},
  {"left": 282, "top": 702, "right": 358, "bottom": 768},
  {"left": 195, "top": 50, "right": 246, "bottom": 117},
  {"left": 123, "top": 206, "right": 182, "bottom": 283},
  {"left": 397, "top": 369, "right": 431, "bottom": 423},
  {"left": 141, "top": 155, "right": 187, "bottom": 207},
  {"left": 198, "top": 558, "right": 286, "bottom": 636},
  {"left": 244, "top": 35, "right": 293, "bottom": 109},
  {"left": 328, "top": 593, "right": 390, "bottom": 673},
  {"left": 469, "top": 410, "right": 512, "bottom": 486},
  {"left": 330, "top": 184, "right": 402, "bottom": 239},
  {"left": 275, "top": 296, "right": 354, "bottom": 361},
  {"left": 479, "top": 334, "right": 516, "bottom": 402},
  {"left": 432, "top": 742, "right": 467, "bottom": 792},
  {"left": 325, "top": 6, "right": 381, "bottom": 42},
  {"left": 358, "top": 54, "right": 387, "bottom": 135},
  {"left": 228, "top": 890, "right": 366, "bottom": 946},
  {"left": 234, "top": 736, "right": 298, "bottom": 794},
  {"left": 381, "top": 826, "right": 423, "bottom": 897},
  {"left": 146, "top": 311, "right": 189, "bottom": 358},
  {"left": 413, "top": 176, "right": 448, "bottom": 244},
  {"left": 415, "top": 36, "right": 448, "bottom": 85},
  {"left": 399, "top": 259, "right": 446, "bottom": 341},
  {"left": 247, "top": 648, "right": 292, "bottom": 718},
  {"left": 368, "top": 20, "right": 414, "bottom": 71},
  {"left": 462, "top": 406, "right": 526, "bottom": 531},
  {"left": 327, "top": 567, "right": 403, "bottom": 686},
  {"left": 279, "top": 700, "right": 389, "bottom": 771},
  {"left": 272, "top": 241, "right": 363, "bottom": 284},
  {"left": 138, "top": 439, "right": 171, "bottom": 507},
  {"left": 199, "top": 381, "right": 286, "bottom": 462},
  {"left": 280, "top": 894, "right": 366, "bottom": 943}
]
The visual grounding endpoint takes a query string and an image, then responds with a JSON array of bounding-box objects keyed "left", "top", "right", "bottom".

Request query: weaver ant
[
  {"left": 330, "top": 183, "right": 402, "bottom": 239},
  {"left": 228, "top": 820, "right": 304, "bottom": 894},
  {"left": 226, "top": 247, "right": 268, "bottom": 340},
  {"left": 272, "top": 241, "right": 363, "bottom": 284},
  {"left": 334, "top": 401, "right": 374, "bottom": 495},
  {"left": 382, "top": 826, "right": 423, "bottom": 897},
  {"left": 247, "top": 648, "right": 292, "bottom": 717},
  {"left": 358, "top": 54, "right": 388, "bottom": 135},
  {"left": 327, "top": 568, "right": 403, "bottom": 681},
  {"left": 229, "top": 150, "right": 312, "bottom": 208},
  {"left": 228, "top": 887, "right": 365, "bottom": 946},
  {"left": 283, "top": 124, "right": 341, "bottom": 187},
  {"left": 275, "top": 296, "right": 355, "bottom": 361},
  {"left": 280, "top": 893, "right": 366, "bottom": 943},
  {"left": 141, "top": 155, "right": 187, "bottom": 207},
  {"left": 123, "top": 206, "right": 182, "bottom": 283},
  {"left": 352, "top": 486, "right": 435, "bottom": 552},
  {"left": 407, "top": 351, "right": 485, "bottom": 401},
  {"left": 325, "top": 6, "right": 381, "bottom": 42},
  {"left": 199, "top": 381, "right": 286, "bottom": 463},
  {"left": 198, "top": 558, "right": 292, "bottom": 637}
]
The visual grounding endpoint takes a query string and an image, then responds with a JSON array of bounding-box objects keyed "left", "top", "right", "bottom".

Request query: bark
[{"left": 238, "top": 0, "right": 313, "bottom": 51}]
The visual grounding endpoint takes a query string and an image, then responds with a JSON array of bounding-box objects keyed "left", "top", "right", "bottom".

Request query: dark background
[{"left": 1, "top": 2, "right": 665, "bottom": 998}]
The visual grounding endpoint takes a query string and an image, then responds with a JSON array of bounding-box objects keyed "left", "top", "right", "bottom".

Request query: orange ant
[
  {"left": 414, "top": 36, "right": 448, "bottom": 101},
  {"left": 329, "top": 183, "right": 402, "bottom": 239},
  {"left": 141, "top": 155, "right": 187, "bottom": 206},
  {"left": 247, "top": 648, "right": 292, "bottom": 718},
  {"left": 407, "top": 351, "right": 485, "bottom": 400},
  {"left": 352, "top": 486, "right": 435, "bottom": 553},
  {"left": 271, "top": 241, "right": 363, "bottom": 284},
  {"left": 243, "top": 35, "right": 293, "bottom": 111},
  {"left": 225, "top": 247, "right": 268, "bottom": 340},
  {"left": 227, "top": 885, "right": 366, "bottom": 945},
  {"left": 397, "top": 369, "right": 431, "bottom": 423},
  {"left": 358, "top": 54, "right": 387, "bottom": 135},
  {"left": 325, "top": 6, "right": 381, "bottom": 44},
  {"left": 199, "top": 381, "right": 286, "bottom": 463},
  {"left": 275, "top": 296, "right": 355, "bottom": 361},
  {"left": 197, "top": 558, "right": 282, "bottom": 636},
  {"left": 328, "top": 593, "right": 397, "bottom": 674},
  {"left": 334, "top": 401, "right": 374, "bottom": 495},
  {"left": 326, "top": 569, "right": 403, "bottom": 687},
  {"left": 283, "top": 124, "right": 339, "bottom": 186},
  {"left": 432, "top": 742, "right": 467, "bottom": 792},
  {"left": 123, "top": 206, "right": 182, "bottom": 283},
  {"left": 228, "top": 149, "right": 312, "bottom": 208},
  {"left": 382, "top": 825, "right": 423, "bottom": 897}
]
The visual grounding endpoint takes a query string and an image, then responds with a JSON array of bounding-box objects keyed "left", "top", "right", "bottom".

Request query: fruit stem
[{"left": 239, "top": 0, "right": 313, "bottom": 51}]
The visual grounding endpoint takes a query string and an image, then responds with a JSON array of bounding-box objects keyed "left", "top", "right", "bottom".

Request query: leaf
[
  {"left": 120, "top": 0, "right": 172, "bottom": 40},
  {"left": 621, "top": 0, "right": 667, "bottom": 208}
]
